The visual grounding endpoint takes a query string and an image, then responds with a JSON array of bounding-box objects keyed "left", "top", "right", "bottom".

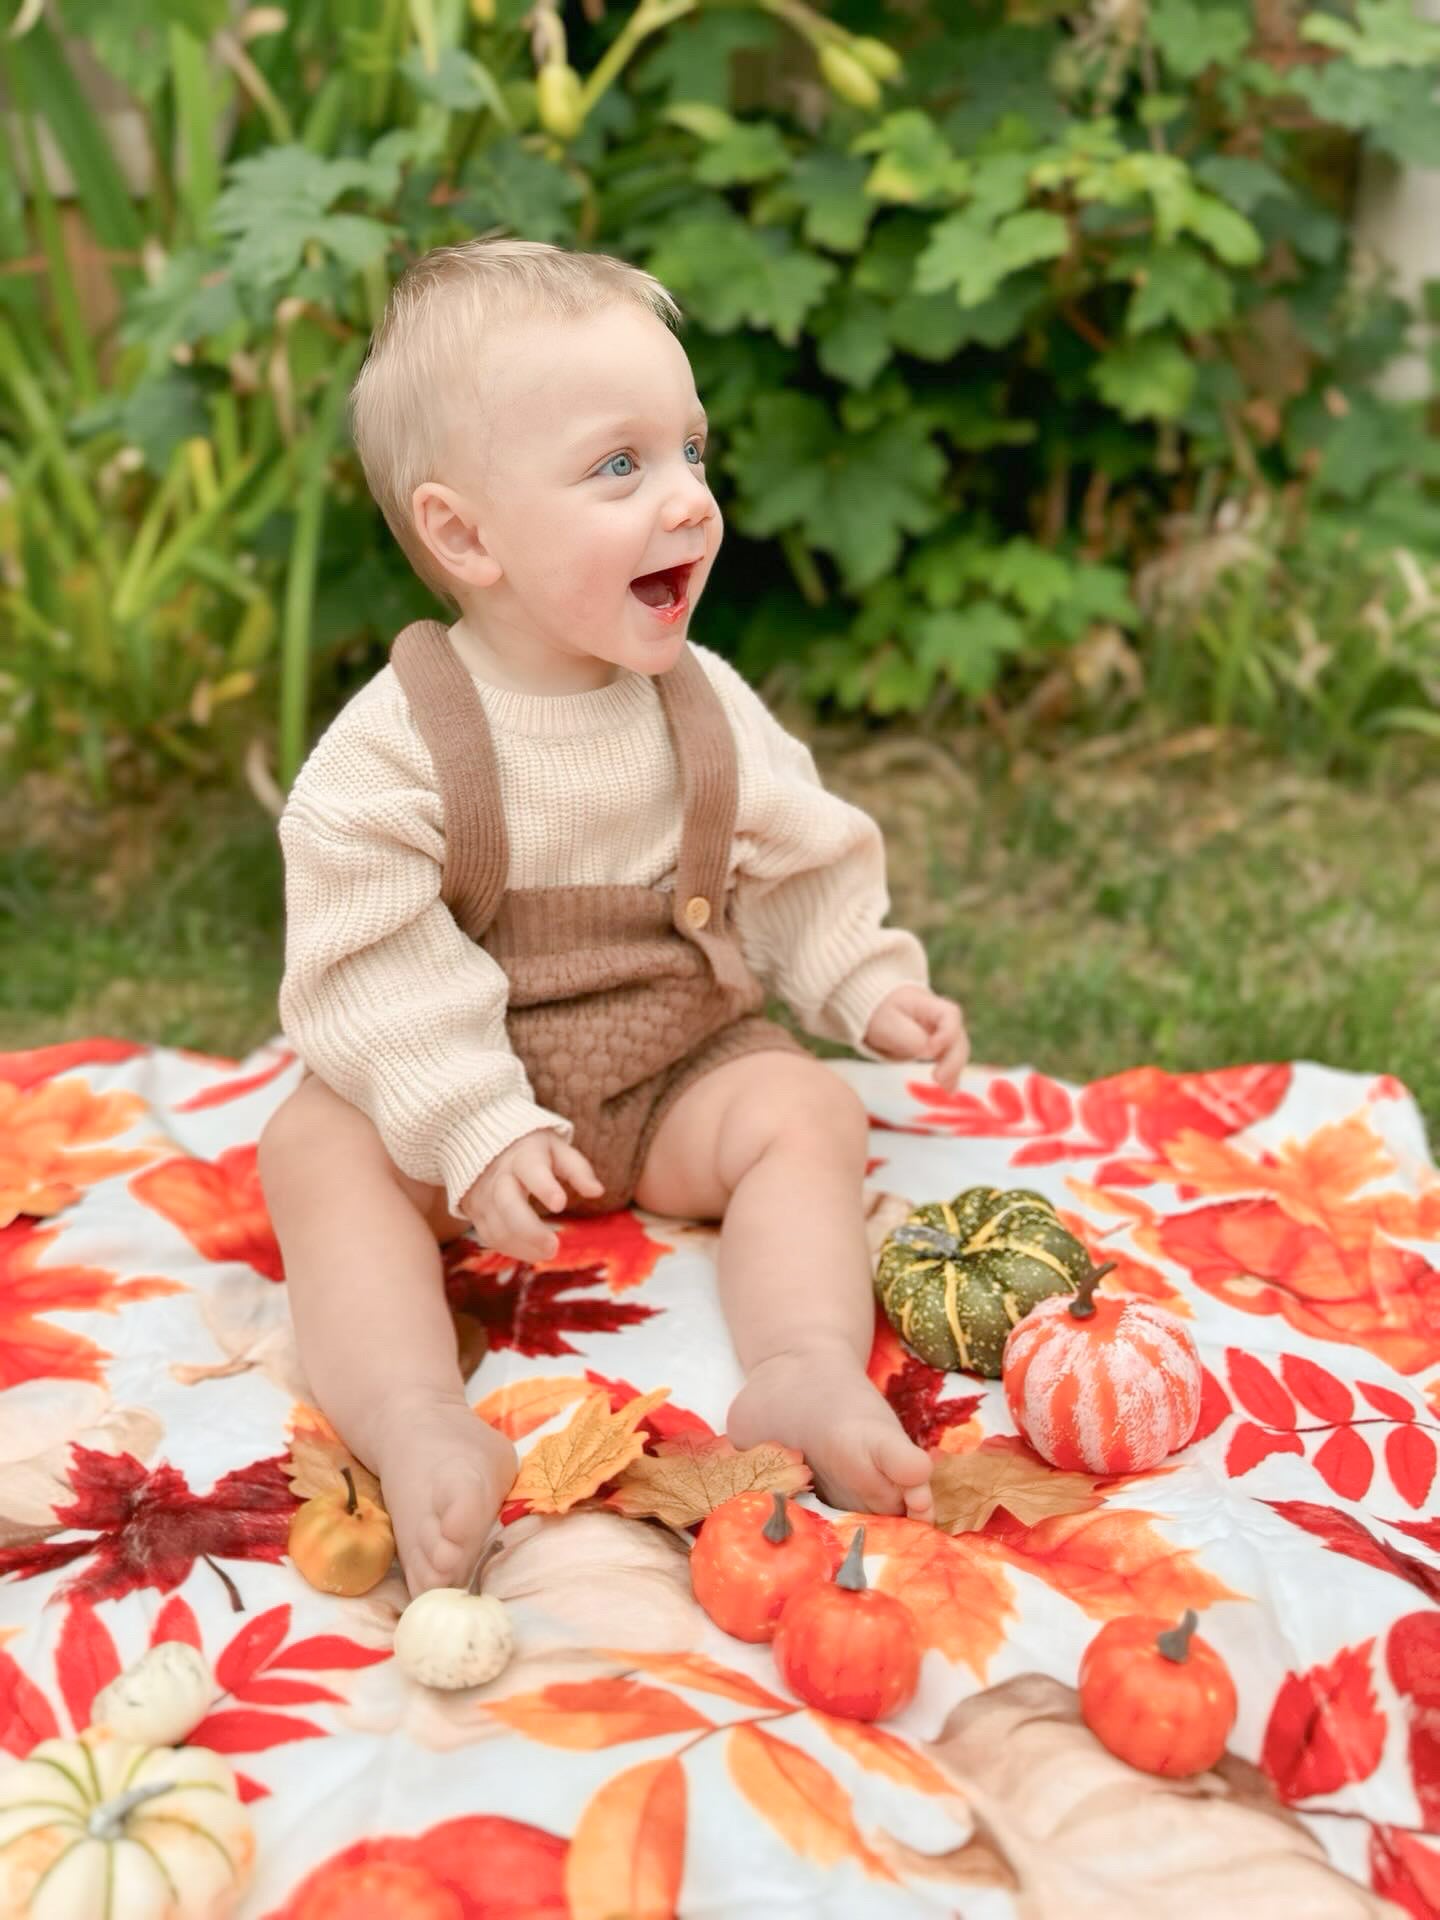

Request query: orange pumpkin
[
  {"left": 1079, "top": 1609, "right": 1236, "bottom": 1777},
  {"left": 1002, "top": 1260, "right": 1202, "bottom": 1474},
  {"left": 772, "top": 1527, "right": 920, "bottom": 1722},
  {"left": 289, "top": 1467, "right": 395, "bottom": 1597},
  {"left": 690, "top": 1491, "right": 841, "bottom": 1643}
]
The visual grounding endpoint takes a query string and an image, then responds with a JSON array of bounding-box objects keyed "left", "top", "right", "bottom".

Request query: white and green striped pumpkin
[{"left": 874, "top": 1186, "right": 1092, "bottom": 1376}]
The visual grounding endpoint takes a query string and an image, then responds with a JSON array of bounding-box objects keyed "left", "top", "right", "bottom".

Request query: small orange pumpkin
[
  {"left": 1003, "top": 1260, "right": 1202, "bottom": 1474},
  {"left": 1079, "top": 1609, "right": 1236, "bottom": 1777},
  {"left": 288, "top": 1467, "right": 395, "bottom": 1597},
  {"left": 772, "top": 1527, "right": 920, "bottom": 1723},
  {"left": 690, "top": 1491, "right": 841, "bottom": 1643}
]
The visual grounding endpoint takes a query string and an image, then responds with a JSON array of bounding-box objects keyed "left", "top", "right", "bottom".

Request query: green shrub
[{"left": 3, "top": 0, "right": 1440, "bottom": 795}]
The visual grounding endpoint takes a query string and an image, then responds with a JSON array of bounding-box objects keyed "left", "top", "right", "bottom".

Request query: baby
[{"left": 259, "top": 238, "right": 969, "bottom": 1597}]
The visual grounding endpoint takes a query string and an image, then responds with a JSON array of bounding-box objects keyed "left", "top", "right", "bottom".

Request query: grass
[{"left": 2, "top": 722, "right": 1437, "bottom": 1147}]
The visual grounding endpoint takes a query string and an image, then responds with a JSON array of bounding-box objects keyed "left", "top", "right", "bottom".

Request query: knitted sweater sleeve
[
  {"left": 695, "top": 648, "right": 930, "bottom": 1059},
  {"left": 275, "top": 674, "right": 574, "bottom": 1215}
]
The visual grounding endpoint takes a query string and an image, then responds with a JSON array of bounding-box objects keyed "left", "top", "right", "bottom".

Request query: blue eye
[
  {"left": 686, "top": 438, "right": 705, "bottom": 464},
  {"left": 600, "top": 452, "right": 635, "bottom": 478}
]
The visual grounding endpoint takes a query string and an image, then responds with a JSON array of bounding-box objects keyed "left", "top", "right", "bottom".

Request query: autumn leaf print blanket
[{"left": 1, "top": 1037, "right": 1438, "bottom": 1918}]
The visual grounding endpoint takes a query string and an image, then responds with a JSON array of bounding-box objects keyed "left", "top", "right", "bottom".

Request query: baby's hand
[
  {"left": 863, "top": 985, "right": 969, "bottom": 1091},
  {"left": 459, "top": 1130, "right": 604, "bottom": 1263}
]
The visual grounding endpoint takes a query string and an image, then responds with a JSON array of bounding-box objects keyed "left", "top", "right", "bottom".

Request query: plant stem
[{"left": 1067, "top": 1260, "right": 1117, "bottom": 1319}]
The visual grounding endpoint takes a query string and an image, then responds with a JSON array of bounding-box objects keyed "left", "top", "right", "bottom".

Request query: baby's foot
[
  {"left": 726, "top": 1348, "right": 934, "bottom": 1522},
  {"left": 374, "top": 1392, "right": 518, "bottom": 1596}
]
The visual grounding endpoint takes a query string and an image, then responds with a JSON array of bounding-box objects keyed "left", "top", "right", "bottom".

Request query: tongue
[{"left": 631, "top": 568, "right": 679, "bottom": 607}]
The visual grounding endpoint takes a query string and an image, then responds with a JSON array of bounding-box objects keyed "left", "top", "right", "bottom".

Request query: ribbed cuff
[
  {"left": 825, "top": 943, "right": 930, "bottom": 1062},
  {"left": 434, "top": 1096, "right": 576, "bottom": 1217}
]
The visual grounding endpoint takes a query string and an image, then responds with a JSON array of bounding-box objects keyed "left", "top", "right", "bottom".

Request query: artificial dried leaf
[
  {"left": 603, "top": 1434, "right": 811, "bottom": 1529},
  {"left": 474, "top": 1375, "right": 595, "bottom": 1442},
  {"left": 931, "top": 1443, "right": 1103, "bottom": 1534},
  {"left": 509, "top": 1388, "right": 670, "bottom": 1516},
  {"left": 284, "top": 1402, "right": 382, "bottom": 1508}
]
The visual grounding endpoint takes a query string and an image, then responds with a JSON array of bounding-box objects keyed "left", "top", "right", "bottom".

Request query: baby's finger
[
  {"left": 494, "top": 1174, "right": 559, "bottom": 1260},
  {"left": 934, "top": 1024, "right": 970, "bottom": 1089},
  {"left": 556, "top": 1143, "right": 605, "bottom": 1196},
  {"left": 924, "top": 1000, "right": 962, "bottom": 1055}
]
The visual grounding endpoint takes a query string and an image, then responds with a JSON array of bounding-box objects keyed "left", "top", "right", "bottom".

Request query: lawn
[{"left": 3, "top": 716, "right": 1436, "bottom": 1143}]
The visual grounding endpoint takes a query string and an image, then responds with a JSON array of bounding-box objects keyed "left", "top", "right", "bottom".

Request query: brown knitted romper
[{"left": 382, "top": 619, "right": 808, "bottom": 1216}]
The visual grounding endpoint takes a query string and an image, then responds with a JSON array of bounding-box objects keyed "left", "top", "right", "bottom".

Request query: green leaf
[
  {"left": 120, "top": 247, "right": 243, "bottom": 369},
  {"left": 1091, "top": 337, "right": 1196, "bottom": 420},
  {"left": 1302, "top": 0, "right": 1440, "bottom": 69},
  {"left": 916, "top": 208, "right": 1068, "bottom": 308},
  {"left": 909, "top": 533, "right": 991, "bottom": 609},
  {"left": 1179, "top": 189, "right": 1263, "bottom": 267},
  {"left": 120, "top": 369, "right": 213, "bottom": 475},
  {"left": 785, "top": 150, "right": 875, "bottom": 252},
  {"left": 1291, "top": 61, "right": 1440, "bottom": 165},
  {"left": 1124, "top": 244, "right": 1234, "bottom": 334},
  {"left": 915, "top": 602, "right": 1027, "bottom": 696},
  {"left": 1193, "top": 154, "right": 1290, "bottom": 213},
  {"left": 692, "top": 121, "right": 792, "bottom": 188},
  {"left": 209, "top": 147, "right": 391, "bottom": 288},
  {"left": 633, "top": 10, "right": 782, "bottom": 107},
  {"left": 988, "top": 539, "right": 1075, "bottom": 617},
  {"left": 816, "top": 290, "right": 893, "bottom": 387},
  {"left": 645, "top": 214, "right": 838, "bottom": 343},
  {"left": 455, "top": 140, "right": 583, "bottom": 244},
  {"left": 725, "top": 393, "right": 946, "bottom": 588},
  {"left": 853, "top": 110, "right": 967, "bottom": 205},
  {"left": 1149, "top": 0, "right": 1251, "bottom": 79},
  {"left": 400, "top": 47, "right": 509, "bottom": 119}
]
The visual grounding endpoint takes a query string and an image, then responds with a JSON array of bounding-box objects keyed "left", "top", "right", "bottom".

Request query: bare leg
[
  {"left": 635, "top": 1054, "right": 933, "bottom": 1519},
  {"left": 258, "top": 1076, "right": 516, "bottom": 1595}
]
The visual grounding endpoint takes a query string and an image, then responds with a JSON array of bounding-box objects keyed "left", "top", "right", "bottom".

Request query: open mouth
[{"left": 628, "top": 562, "right": 695, "bottom": 622}]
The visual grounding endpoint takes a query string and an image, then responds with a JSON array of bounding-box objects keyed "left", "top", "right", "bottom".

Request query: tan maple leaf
[
  {"left": 509, "top": 1387, "right": 670, "bottom": 1516},
  {"left": 284, "top": 1401, "right": 383, "bottom": 1509},
  {"left": 603, "top": 1434, "right": 811, "bottom": 1529},
  {"left": 931, "top": 1443, "right": 1102, "bottom": 1534}
]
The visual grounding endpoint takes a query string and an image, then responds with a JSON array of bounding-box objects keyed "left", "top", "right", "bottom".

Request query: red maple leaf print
[
  {"left": 1387, "top": 1611, "right": 1440, "bottom": 1833},
  {"left": 444, "top": 1254, "right": 655, "bottom": 1357},
  {"left": 1265, "top": 1501, "right": 1440, "bottom": 1606},
  {"left": 865, "top": 1312, "right": 979, "bottom": 1449},
  {"left": 1260, "top": 1640, "right": 1386, "bottom": 1802},
  {"left": 0, "top": 1446, "right": 297, "bottom": 1603},
  {"left": 1371, "top": 1828, "right": 1440, "bottom": 1920},
  {"left": 132, "top": 1144, "right": 283, "bottom": 1284}
]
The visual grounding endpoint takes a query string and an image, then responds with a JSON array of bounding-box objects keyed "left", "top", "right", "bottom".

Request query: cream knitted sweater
[{"left": 277, "top": 638, "right": 929, "bottom": 1212}]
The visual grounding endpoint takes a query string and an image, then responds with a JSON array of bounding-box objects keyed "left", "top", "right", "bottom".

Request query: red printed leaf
[
  {"left": 1387, "top": 1614, "right": 1440, "bottom": 1831},
  {"left": 880, "top": 1356, "right": 982, "bottom": 1451},
  {"left": 989, "top": 1078, "right": 1024, "bottom": 1122},
  {"left": 1266, "top": 1501, "right": 1440, "bottom": 1604},
  {"left": 150, "top": 1595, "right": 202, "bottom": 1649},
  {"left": 1010, "top": 1140, "right": 1070, "bottom": 1168},
  {"left": 235, "top": 1773, "right": 270, "bottom": 1805},
  {"left": 1261, "top": 1640, "right": 1385, "bottom": 1802},
  {"left": 1371, "top": 1828, "right": 1440, "bottom": 1920},
  {"left": 1026, "top": 1074, "right": 1073, "bottom": 1132},
  {"left": 1358, "top": 1381, "right": 1416, "bottom": 1422},
  {"left": 1387, "top": 1427, "right": 1437, "bottom": 1511},
  {"left": 1279, "top": 1355, "right": 1353, "bottom": 1424},
  {"left": 445, "top": 1261, "right": 655, "bottom": 1359},
  {"left": 55, "top": 1598, "right": 120, "bottom": 1732},
  {"left": 1227, "top": 1351, "right": 1297, "bottom": 1429},
  {"left": 216, "top": 1605, "right": 291, "bottom": 1694},
  {"left": 187, "top": 1708, "right": 326, "bottom": 1753},
  {"left": 1191, "top": 1368, "right": 1232, "bottom": 1444},
  {"left": 1078, "top": 1083, "right": 1129, "bottom": 1148},
  {"left": 1226, "top": 1423, "right": 1303, "bottom": 1478},
  {"left": 1313, "top": 1428, "right": 1374, "bottom": 1502},
  {"left": 234, "top": 1677, "right": 342, "bottom": 1707},
  {"left": 0, "top": 1651, "right": 60, "bottom": 1756},
  {"left": 1389, "top": 1516, "right": 1440, "bottom": 1554},
  {"left": 269, "top": 1636, "right": 391, "bottom": 1672}
]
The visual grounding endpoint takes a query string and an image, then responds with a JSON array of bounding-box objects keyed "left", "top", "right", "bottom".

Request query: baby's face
[{"left": 437, "top": 303, "right": 722, "bottom": 680}]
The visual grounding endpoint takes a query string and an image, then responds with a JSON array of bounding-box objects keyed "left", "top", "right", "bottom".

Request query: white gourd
[
  {"left": 0, "top": 1727, "right": 254, "bottom": 1919},
  {"left": 92, "top": 1642, "right": 214, "bottom": 1747},
  {"left": 394, "top": 1586, "right": 514, "bottom": 1690}
]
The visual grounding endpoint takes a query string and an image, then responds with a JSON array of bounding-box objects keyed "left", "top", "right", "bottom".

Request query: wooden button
[{"left": 683, "top": 894, "right": 711, "bottom": 929}]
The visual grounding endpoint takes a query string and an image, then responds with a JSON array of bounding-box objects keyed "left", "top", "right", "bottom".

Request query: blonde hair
[{"left": 350, "top": 237, "right": 683, "bottom": 604}]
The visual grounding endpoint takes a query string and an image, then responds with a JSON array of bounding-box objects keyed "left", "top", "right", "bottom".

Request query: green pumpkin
[{"left": 874, "top": 1186, "right": 1092, "bottom": 1376}]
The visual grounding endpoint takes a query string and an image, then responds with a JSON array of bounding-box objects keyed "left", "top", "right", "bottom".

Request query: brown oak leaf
[
  {"left": 931, "top": 1442, "right": 1103, "bottom": 1534},
  {"left": 509, "top": 1389, "right": 669, "bottom": 1516},
  {"left": 603, "top": 1435, "right": 811, "bottom": 1529}
]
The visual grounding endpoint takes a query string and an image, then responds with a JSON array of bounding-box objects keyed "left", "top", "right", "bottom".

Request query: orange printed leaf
[
  {"left": 565, "top": 1754, "right": 686, "bottom": 1920},
  {"left": 604, "top": 1434, "right": 811, "bottom": 1529},
  {"left": 972, "top": 1506, "right": 1241, "bottom": 1622},
  {"left": 473, "top": 1376, "right": 595, "bottom": 1442},
  {"left": 930, "top": 1442, "right": 1103, "bottom": 1534},
  {"left": 508, "top": 1388, "right": 670, "bottom": 1515},
  {"left": 726, "top": 1724, "right": 890, "bottom": 1879},
  {"left": 850, "top": 1516, "right": 1014, "bottom": 1680},
  {"left": 486, "top": 1678, "right": 712, "bottom": 1749},
  {"left": 0, "top": 1219, "right": 182, "bottom": 1392},
  {"left": 809, "top": 1714, "right": 958, "bottom": 1798},
  {"left": 596, "top": 1649, "right": 789, "bottom": 1710},
  {"left": 284, "top": 1403, "right": 382, "bottom": 1507},
  {"left": 0, "top": 1077, "right": 162, "bottom": 1228}
]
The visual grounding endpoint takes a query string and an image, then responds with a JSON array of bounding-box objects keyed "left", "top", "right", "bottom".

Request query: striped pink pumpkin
[{"left": 1003, "top": 1291, "right": 1202, "bottom": 1475}]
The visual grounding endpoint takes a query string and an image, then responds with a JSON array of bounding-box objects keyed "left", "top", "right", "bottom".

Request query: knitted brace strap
[
  {"left": 390, "top": 620, "right": 509, "bottom": 941},
  {"left": 655, "top": 643, "right": 754, "bottom": 997}
]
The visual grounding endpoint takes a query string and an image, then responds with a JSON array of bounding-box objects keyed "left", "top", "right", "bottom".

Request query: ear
[{"left": 410, "top": 480, "right": 502, "bottom": 591}]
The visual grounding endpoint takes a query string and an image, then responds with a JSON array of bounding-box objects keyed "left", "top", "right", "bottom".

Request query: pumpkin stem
[
  {"left": 466, "top": 1535, "right": 504, "bottom": 1596},
  {"left": 87, "top": 1780, "right": 176, "bottom": 1841},
  {"left": 836, "top": 1526, "right": 868, "bottom": 1592},
  {"left": 341, "top": 1466, "right": 358, "bottom": 1516},
  {"left": 1156, "top": 1609, "right": 1199, "bottom": 1663},
  {"left": 762, "top": 1491, "right": 793, "bottom": 1545},
  {"left": 1067, "top": 1260, "right": 1118, "bottom": 1319}
]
